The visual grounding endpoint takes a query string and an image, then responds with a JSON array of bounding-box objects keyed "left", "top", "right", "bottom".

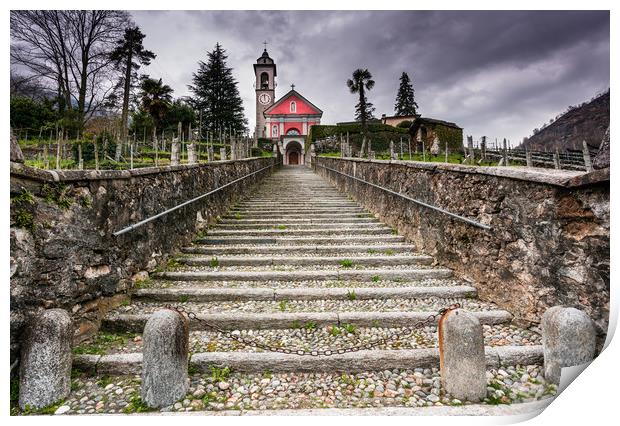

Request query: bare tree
[{"left": 10, "top": 10, "right": 130, "bottom": 130}]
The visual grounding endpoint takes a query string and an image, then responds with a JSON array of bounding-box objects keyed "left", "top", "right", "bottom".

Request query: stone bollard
[
  {"left": 542, "top": 306, "right": 596, "bottom": 385},
  {"left": 219, "top": 147, "right": 227, "bottom": 161},
  {"left": 141, "top": 309, "right": 190, "bottom": 408},
  {"left": 19, "top": 309, "right": 73, "bottom": 410},
  {"left": 170, "top": 142, "right": 180, "bottom": 166},
  {"left": 438, "top": 309, "right": 487, "bottom": 402}
]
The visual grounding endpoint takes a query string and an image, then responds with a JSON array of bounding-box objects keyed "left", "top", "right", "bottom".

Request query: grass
[
  {"left": 11, "top": 188, "right": 35, "bottom": 205},
  {"left": 346, "top": 290, "right": 357, "bottom": 301},
  {"left": 339, "top": 259, "right": 354, "bottom": 268},
  {"left": 166, "top": 256, "right": 183, "bottom": 270},
  {"left": 13, "top": 210, "right": 35, "bottom": 230},
  {"left": 367, "top": 248, "right": 378, "bottom": 254},
  {"left": 209, "top": 366, "right": 231, "bottom": 382},
  {"left": 122, "top": 393, "right": 153, "bottom": 414},
  {"left": 72, "top": 332, "right": 136, "bottom": 355},
  {"left": 178, "top": 295, "right": 190, "bottom": 303},
  {"left": 96, "top": 375, "right": 114, "bottom": 388},
  {"left": 383, "top": 249, "right": 395, "bottom": 256},
  {"left": 304, "top": 321, "right": 318, "bottom": 331},
  {"left": 276, "top": 224, "right": 286, "bottom": 230},
  {"left": 133, "top": 277, "right": 153, "bottom": 289},
  {"left": 234, "top": 212, "right": 243, "bottom": 220},
  {"left": 329, "top": 325, "right": 341, "bottom": 336},
  {"left": 342, "top": 323, "right": 357, "bottom": 334},
  {"left": 209, "top": 257, "right": 220, "bottom": 267},
  {"left": 371, "top": 275, "right": 381, "bottom": 282},
  {"left": 278, "top": 300, "right": 289, "bottom": 312},
  {"left": 41, "top": 183, "right": 72, "bottom": 209},
  {"left": 291, "top": 320, "right": 301, "bottom": 329}
]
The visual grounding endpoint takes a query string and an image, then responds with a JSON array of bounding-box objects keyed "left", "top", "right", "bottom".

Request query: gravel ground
[
  {"left": 109, "top": 297, "right": 496, "bottom": 315},
  {"left": 47, "top": 365, "right": 555, "bottom": 414},
  {"left": 140, "top": 278, "right": 466, "bottom": 290},
  {"left": 171, "top": 264, "right": 435, "bottom": 272},
  {"left": 177, "top": 252, "right": 428, "bottom": 259},
  {"left": 179, "top": 251, "right": 422, "bottom": 259},
  {"left": 76, "top": 323, "right": 541, "bottom": 356}
]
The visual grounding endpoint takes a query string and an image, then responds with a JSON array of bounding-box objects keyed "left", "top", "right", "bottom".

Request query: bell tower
[{"left": 254, "top": 44, "right": 276, "bottom": 139}]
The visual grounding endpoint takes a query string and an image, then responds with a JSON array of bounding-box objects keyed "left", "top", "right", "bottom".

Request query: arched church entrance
[
  {"left": 284, "top": 140, "right": 303, "bottom": 166},
  {"left": 289, "top": 151, "right": 299, "bottom": 165}
]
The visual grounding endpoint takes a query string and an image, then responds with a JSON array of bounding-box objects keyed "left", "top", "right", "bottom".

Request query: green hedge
[{"left": 307, "top": 123, "right": 408, "bottom": 151}]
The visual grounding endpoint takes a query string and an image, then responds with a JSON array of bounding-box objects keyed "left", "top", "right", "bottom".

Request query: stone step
[
  {"left": 213, "top": 223, "right": 384, "bottom": 230},
  {"left": 135, "top": 277, "right": 464, "bottom": 290},
  {"left": 242, "top": 196, "right": 350, "bottom": 202},
  {"left": 181, "top": 244, "right": 417, "bottom": 255},
  {"left": 73, "top": 345, "right": 543, "bottom": 375},
  {"left": 235, "top": 202, "right": 358, "bottom": 207},
  {"left": 222, "top": 212, "right": 374, "bottom": 219},
  {"left": 195, "top": 235, "right": 404, "bottom": 245},
  {"left": 203, "top": 228, "right": 393, "bottom": 237},
  {"left": 178, "top": 254, "right": 433, "bottom": 267},
  {"left": 155, "top": 267, "right": 451, "bottom": 282},
  {"left": 230, "top": 207, "right": 365, "bottom": 214},
  {"left": 132, "top": 285, "right": 477, "bottom": 302},
  {"left": 102, "top": 310, "right": 512, "bottom": 333},
  {"left": 217, "top": 217, "right": 379, "bottom": 224}
]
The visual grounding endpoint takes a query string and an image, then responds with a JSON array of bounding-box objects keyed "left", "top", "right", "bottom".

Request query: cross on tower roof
[
  {"left": 263, "top": 40, "right": 268, "bottom": 50},
  {"left": 291, "top": 84, "right": 295, "bottom": 90}
]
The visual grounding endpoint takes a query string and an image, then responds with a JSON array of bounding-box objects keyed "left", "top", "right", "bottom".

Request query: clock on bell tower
[{"left": 254, "top": 44, "right": 276, "bottom": 139}]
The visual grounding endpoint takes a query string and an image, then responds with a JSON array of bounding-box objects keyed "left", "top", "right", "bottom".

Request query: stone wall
[
  {"left": 10, "top": 158, "right": 276, "bottom": 361},
  {"left": 313, "top": 156, "right": 610, "bottom": 341}
]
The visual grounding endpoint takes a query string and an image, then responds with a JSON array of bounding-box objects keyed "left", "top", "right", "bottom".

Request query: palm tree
[
  {"left": 347, "top": 68, "right": 375, "bottom": 134},
  {"left": 139, "top": 77, "right": 173, "bottom": 132}
]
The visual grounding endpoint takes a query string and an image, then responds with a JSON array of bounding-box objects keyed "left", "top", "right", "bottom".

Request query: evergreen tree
[
  {"left": 347, "top": 68, "right": 375, "bottom": 134},
  {"left": 109, "top": 26, "right": 156, "bottom": 140},
  {"left": 394, "top": 72, "right": 419, "bottom": 116},
  {"left": 189, "top": 43, "right": 247, "bottom": 136}
]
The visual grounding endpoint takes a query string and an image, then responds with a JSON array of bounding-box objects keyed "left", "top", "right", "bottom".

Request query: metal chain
[{"left": 164, "top": 303, "right": 461, "bottom": 357}]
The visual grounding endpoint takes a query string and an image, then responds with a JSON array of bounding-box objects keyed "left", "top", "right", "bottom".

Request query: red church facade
[
  {"left": 254, "top": 48, "right": 322, "bottom": 165},
  {"left": 264, "top": 89, "right": 323, "bottom": 165}
]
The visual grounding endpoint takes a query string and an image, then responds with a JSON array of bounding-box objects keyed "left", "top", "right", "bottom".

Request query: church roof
[
  {"left": 264, "top": 89, "right": 323, "bottom": 116},
  {"left": 254, "top": 49, "right": 277, "bottom": 75}
]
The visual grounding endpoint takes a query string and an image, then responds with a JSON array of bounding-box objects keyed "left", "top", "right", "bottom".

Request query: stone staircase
[{"left": 65, "top": 166, "right": 555, "bottom": 415}]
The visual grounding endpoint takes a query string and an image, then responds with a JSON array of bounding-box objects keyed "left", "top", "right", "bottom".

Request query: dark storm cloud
[{"left": 132, "top": 10, "right": 609, "bottom": 144}]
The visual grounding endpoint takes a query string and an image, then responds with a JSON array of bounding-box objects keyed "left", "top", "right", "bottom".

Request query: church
[{"left": 254, "top": 48, "right": 323, "bottom": 165}]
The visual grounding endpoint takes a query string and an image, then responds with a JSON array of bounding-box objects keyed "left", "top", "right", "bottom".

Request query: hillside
[{"left": 521, "top": 91, "right": 609, "bottom": 151}]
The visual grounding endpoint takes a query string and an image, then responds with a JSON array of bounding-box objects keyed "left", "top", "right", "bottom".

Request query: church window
[
  {"left": 290, "top": 101, "right": 296, "bottom": 113},
  {"left": 286, "top": 128, "right": 300, "bottom": 135},
  {"left": 260, "top": 72, "right": 269, "bottom": 89},
  {"left": 272, "top": 125, "right": 279, "bottom": 137}
]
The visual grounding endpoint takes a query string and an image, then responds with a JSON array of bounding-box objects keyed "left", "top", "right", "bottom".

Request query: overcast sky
[{"left": 132, "top": 10, "right": 609, "bottom": 144}]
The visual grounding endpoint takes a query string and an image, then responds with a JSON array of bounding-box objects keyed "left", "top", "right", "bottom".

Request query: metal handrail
[
  {"left": 113, "top": 163, "right": 275, "bottom": 236},
  {"left": 314, "top": 161, "right": 492, "bottom": 231}
]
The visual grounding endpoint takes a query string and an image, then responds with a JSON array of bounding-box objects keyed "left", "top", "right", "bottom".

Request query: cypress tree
[
  {"left": 189, "top": 43, "right": 247, "bottom": 136},
  {"left": 394, "top": 72, "right": 419, "bottom": 116}
]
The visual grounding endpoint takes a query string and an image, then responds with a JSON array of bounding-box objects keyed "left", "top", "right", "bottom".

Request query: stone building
[
  {"left": 381, "top": 114, "right": 464, "bottom": 153},
  {"left": 254, "top": 48, "right": 323, "bottom": 165}
]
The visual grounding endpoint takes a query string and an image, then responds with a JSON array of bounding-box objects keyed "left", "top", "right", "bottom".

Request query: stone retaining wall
[
  {"left": 10, "top": 158, "right": 276, "bottom": 361},
  {"left": 313, "top": 156, "right": 610, "bottom": 341}
]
